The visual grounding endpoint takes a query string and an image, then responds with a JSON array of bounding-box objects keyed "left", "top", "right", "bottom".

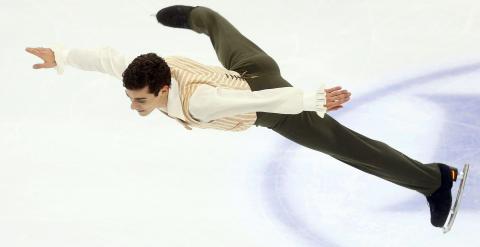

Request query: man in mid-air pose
[{"left": 26, "top": 5, "right": 459, "bottom": 228}]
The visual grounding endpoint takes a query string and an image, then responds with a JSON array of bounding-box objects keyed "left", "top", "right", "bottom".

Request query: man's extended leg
[
  {"left": 255, "top": 104, "right": 442, "bottom": 195},
  {"left": 156, "top": 5, "right": 455, "bottom": 227},
  {"left": 156, "top": 5, "right": 287, "bottom": 89},
  {"left": 251, "top": 75, "right": 455, "bottom": 226}
]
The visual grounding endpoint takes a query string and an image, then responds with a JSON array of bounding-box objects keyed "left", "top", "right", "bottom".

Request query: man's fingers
[
  {"left": 325, "top": 95, "right": 350, "bottom": 107},
  {"left": 26, "top": 47, "right": 47, "bottom": 61},
  {"left": 327, "top": 93, "right": 351, "bottom": 103},
  {"left": 325, "top": 86, "right": 341, "bottom": 93},
  {"left": 26, "top": 47, "right": 40, "bottom": 56},
  {"left": 329, "top": 105, "right": 343, "bottom": 111},
  {"left": 326, "top": 105, "right": 343, "bottom": 112},
  {"left": 33, "top": 63, "right": 47, "bottom": 69},
  {"left": 326, "top": 91, "right": 350, "bottom": 103},
  {"left": 323, "top": 85, "right": 352, "bottom": 111},
  {"left": 324, "top": 86, "right": 352, "bottom": 104},
  {"left": 328, "top": 89, "right": 349, "bottom": 97}
]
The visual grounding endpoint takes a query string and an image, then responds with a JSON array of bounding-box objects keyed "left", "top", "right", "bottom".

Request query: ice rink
[{"left": 1, "top": 0, "right": 478, "bottom": 246}]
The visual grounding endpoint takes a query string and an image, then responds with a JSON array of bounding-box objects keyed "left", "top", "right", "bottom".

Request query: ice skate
[
  {"left": 156, "top": 5, "right": 195, "bottom": 29},
  {"left": 442, "top": 164, "right": 470, "bottom": 233},
  {"left": 426, "top": 163, "right": 470, "bottom": 233}
]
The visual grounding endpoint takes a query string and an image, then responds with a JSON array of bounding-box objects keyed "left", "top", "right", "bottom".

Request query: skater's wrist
[
  {"left": 303, "top": 88, "right": 327, "bottom": 118},
  {"left": 50, "top": 44, "right": 68, "bottom": 75}
]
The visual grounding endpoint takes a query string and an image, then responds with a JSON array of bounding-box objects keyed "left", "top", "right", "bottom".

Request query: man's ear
[{"left": 160, "top": 85, "right": 170, "bottom": 93}]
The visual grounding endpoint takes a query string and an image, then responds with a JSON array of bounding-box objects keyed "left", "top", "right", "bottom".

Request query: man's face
[{"left": 125, "top": 86, "right": 164, "bottom": 117}]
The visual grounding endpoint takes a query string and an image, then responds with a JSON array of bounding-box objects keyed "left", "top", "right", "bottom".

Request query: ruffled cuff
[
  {"left": 50, "top": 44, "right": 69, "bottom": 75},
  {"left": 303, "top": 85, "right": 327, "bottom": 118}
]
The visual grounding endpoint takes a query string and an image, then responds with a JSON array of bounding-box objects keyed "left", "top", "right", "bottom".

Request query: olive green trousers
[{"left": 188, "top": 6, "right": 441, "bottom": 195}]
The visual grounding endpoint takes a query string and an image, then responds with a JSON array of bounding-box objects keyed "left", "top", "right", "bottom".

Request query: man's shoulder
[
  {"left": 164, "top": 55, "right": 201, "bottom": 65},
  {"left": 164, "top": 56, "right": 226, "bottom": 74}
]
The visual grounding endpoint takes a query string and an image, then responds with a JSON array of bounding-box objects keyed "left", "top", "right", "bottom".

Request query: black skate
[
  {"left": 426, "top": 163, "right": 470, "bottom": 233},
  {"left": 441, "top": 164, "right": 469, "bottom": 233},
  {"left": 156, "top": 5, "right": 195, "bottom": 29}
]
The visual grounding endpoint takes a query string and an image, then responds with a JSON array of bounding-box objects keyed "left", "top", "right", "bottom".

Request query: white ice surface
[{"left": 1, "top": 0, "right": 479, "bottom": 247}]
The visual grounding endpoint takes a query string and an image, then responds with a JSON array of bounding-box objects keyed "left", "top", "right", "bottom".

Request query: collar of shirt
[{"left": 163, "top": 78, "right": 186, "bottom": 121}]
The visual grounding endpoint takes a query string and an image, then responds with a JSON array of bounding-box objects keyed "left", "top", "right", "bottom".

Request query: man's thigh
[{"left": 189, "top": 7, "right": 266, "bottom": 70}]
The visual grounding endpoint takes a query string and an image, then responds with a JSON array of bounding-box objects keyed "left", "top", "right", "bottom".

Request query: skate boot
[
  {"left": 426, "top": 163, "right": 458, "bottom": 227},
  {"left": 156, "top": 5, "right": 196, "bottom": 29}
]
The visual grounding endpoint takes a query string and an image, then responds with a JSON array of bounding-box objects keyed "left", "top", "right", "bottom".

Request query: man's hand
[
  {"left": 25, "top": 47, "right": 57, "bottom": 69},
  {"left": 325, "top": 86, "right": 351, "bottom": 112}
]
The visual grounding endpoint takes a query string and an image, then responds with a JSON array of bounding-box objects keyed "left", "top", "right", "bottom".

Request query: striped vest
[{"left": 164, "top": 56, "right": 257, "bottom": 131}]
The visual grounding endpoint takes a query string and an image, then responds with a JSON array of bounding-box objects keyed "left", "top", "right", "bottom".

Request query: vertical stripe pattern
[{"left": 165, "top": 56, "right": 257, "bottom": 131}]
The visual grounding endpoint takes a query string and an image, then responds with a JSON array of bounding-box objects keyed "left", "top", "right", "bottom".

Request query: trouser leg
[
  {"left": 188, "top": 7, "right": 283, "bottom": 81},
  {"left": 254, "top": 94, "right": 441, "bottom": 195},
  {"left": 188, "top": 6, "right": 442, "bottom": 196}
]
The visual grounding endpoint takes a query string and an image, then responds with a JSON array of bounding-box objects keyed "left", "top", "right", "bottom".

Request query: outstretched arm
[
  {"left": 189, "top": 85, "right": 351, "bottom": 122},
  {"left": 25, "top": 46, "right": 129, "bottom": 80}
]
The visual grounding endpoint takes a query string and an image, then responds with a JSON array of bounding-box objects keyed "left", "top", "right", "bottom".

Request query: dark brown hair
[{"left": 122, "top": 53, "right": 171, "bottom": 96}]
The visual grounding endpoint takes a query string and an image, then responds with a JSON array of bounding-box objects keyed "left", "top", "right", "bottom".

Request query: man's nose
[{"left": 130, "top": 102, "right": 137, "bottom": 110}]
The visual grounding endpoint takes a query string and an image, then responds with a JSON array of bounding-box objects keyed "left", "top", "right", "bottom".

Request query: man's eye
[{"left": 138, "top": 101, "right": 146, "bottom": 104}]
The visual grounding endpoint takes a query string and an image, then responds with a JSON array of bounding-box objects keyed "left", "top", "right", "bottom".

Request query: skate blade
[{"left": 442, "top": 163, "right": 470, "bottom": 234}]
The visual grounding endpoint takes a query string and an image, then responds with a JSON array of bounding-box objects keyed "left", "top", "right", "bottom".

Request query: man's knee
[
  {"left": 233, "top": 54, "right": 282, "bottom": 78},
  {"left": 189, "top": 6, "right": 221, "bottom": 30}
]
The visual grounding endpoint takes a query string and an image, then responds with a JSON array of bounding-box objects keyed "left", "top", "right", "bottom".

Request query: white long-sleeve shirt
[{"left": 52, "top": 46, "right": 327, "bottom": 122}]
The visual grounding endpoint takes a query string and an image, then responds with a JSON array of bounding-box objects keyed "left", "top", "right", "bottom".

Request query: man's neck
[{"left": 157, "top": 90, "right": 169, "bottom": 112}]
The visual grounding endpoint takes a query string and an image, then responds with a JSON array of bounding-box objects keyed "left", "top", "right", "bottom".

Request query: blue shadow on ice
[
  {"left": 263, "top": 61, "right": 480, "bottom": 246},
  {"left": 382, "top": 93, "right": 480, "bottom": 211}
]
